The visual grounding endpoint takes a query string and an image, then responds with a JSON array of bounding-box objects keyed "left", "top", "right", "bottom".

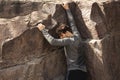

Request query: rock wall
[
  {"left": 0, "top": 0, "right": 120, "bottom": 80},
  {"left": 0, "top": 1, "right": 67, "bottom": 80},
  {"left": 85, "top": 1, "right": 120, "bottom": 80}
]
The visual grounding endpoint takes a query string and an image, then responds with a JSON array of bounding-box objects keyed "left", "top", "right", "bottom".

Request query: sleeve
[
  {"left": 66, "top": 9, "right": 81, "bottom": 39},
  {"left": 41, "top": 29, "right": 75, "bottom": 46}
]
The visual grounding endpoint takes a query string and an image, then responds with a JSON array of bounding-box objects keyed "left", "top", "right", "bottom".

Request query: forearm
[
  {"left": 66, "top": 9, "right": 80, "bottom": 37},
  {"left": 41, "top": 29, "right": 55, "bottom": 45}
]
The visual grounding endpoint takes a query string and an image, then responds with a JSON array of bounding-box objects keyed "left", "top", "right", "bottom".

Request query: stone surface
[
  {"left": 85, "top": 1, "right": 120, "bottom": 80},
  {"left": 0, "top": 1, "right": 67, "bottom": 80},
  {"left": 0, "top": 0, "right": 120, "bottom": 80}
]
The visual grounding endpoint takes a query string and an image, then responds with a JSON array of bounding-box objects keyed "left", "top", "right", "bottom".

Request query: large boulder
[{"left": 0, "top": 0, "right": 120, "bottom": 80}]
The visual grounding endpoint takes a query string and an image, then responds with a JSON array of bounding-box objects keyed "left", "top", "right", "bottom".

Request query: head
[{"left": 56, "top": 23, "right": 73, "bottom": 39}]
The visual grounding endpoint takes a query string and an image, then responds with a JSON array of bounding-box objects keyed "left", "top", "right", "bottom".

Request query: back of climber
[{"left": 37, "top": 3, "right": 87, "bottom": 80}]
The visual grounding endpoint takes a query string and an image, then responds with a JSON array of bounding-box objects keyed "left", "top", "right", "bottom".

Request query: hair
[{"left": 56, "top": 23, "right": 72, "bottom": 35}]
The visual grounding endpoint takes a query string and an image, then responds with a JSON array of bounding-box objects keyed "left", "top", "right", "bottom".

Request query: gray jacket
[{"left": 41, "top": 9, "right": 87, "bottom": 72}]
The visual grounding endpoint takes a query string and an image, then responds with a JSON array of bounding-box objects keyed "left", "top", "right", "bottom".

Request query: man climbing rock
[{"left": 37, "top": 3, "right": 87, "bottom": 80}]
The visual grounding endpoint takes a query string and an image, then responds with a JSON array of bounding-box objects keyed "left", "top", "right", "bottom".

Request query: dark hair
[{"left": 56, "top": 23, "right": 72, "bottom": 35}]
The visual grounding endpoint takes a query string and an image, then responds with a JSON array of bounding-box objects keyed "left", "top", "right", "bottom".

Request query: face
[
  {"left": 60, "top": 32, "right": 66, "bottom": 38},
  {"left": 60, "top": 31, "right": 73, "bottom": 39}
]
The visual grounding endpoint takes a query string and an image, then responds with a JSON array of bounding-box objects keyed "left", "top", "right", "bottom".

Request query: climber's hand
[
  {"left": 61, "top": 3, "right": 69, "bottom": 10},
  {"left": 37, "top": 23, "right": 45, "bottom": 31}
]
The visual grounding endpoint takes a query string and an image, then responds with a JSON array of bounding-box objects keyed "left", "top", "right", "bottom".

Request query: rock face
[
  {"left": 0, "top": 0, "right": 120, "bottom": 80},
  {"left": 85, "top": 1, "right": 120, "bottom": 80},
  {"left": 0, "top": 1, "right": 67, "bottom": 80}
]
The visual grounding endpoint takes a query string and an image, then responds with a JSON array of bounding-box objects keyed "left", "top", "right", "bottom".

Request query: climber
[{"left": 37, "top": 3, "right": 87, "bottom": 80}]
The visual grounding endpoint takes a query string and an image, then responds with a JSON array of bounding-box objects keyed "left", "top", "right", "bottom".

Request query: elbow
[
  {"left": 74, "top": 34, "right": 81, "bottom": 40},
  {"left": 49, "top": 42, "right": 55, "bottom": 45},
  {"left": 48, "top": 39, "right": 56, "bottom": 45},
  {"left": 74, "top": 32, "right": 80, "bottom": 37}
]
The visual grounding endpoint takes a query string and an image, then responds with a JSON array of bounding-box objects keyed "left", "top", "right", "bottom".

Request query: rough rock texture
[
  {"left": 0, "top": 1, "right": 67, "bottom": 80},
  {"left": 85, "top": 1, "right": 120, "bottom": 80},
  {"left": 0, "top": 0, "right": 120, "bottom": 80}
]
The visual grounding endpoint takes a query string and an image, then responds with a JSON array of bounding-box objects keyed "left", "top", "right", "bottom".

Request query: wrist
[
  {"left": 41, "top": 28, "right": 49, "bottom": 34},
  {"left": 65, "top": 8, "right": 69, "bottom": 10},
  {"left": 40, "top": 28, "right": 45, "bottom": 31},
  {"left": 37, "top": 23, "right": 46, "bottom": 31},
  {"left": 37, "top": 26, "right": 42, "bottom": 31},
  {"left": 66, "top": 9, "right": 71, "bottom": 12}
]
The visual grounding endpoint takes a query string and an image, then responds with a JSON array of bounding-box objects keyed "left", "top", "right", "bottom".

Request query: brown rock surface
[
  {"left": 85, "top": 1, "right": 120, "bottom": 80},
  {"left": 0, "top": 0, "right": 120, "bottom": 80},
  {"left": 0, "top": 1, "right": 67, "bottom": 80}
]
